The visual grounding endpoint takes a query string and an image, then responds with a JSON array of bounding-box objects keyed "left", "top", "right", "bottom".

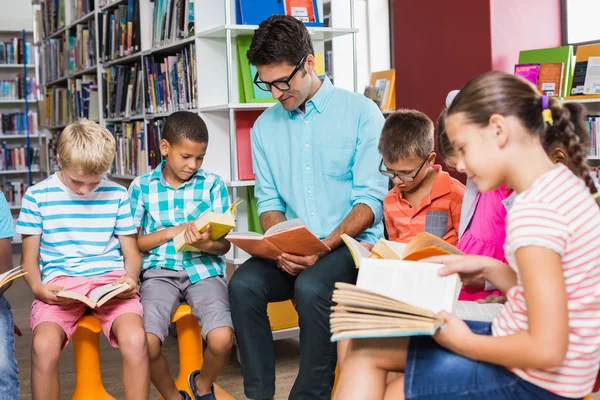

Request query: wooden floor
[{"left": 7, "top": 255, "right": 301, "bottom": 400}]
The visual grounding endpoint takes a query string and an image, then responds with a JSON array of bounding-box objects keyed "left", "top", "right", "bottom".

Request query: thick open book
[
  {"left": 341, "top": 232, "right": 464, "bottom": 268},
  {"left": 56, "top": 283, "right": 130, "bottom": 309},
  {"left": 0, "top": 266, "right": 27, "bottom": 288},
  {"left": 174, "top": 198, "right": 243, "bottom": 252},
  {"left": 330, "top": 257, "right": 462, "bottom": 342},
  {"left": 226, "top": 219, "right": 330, "bottom": 260}
]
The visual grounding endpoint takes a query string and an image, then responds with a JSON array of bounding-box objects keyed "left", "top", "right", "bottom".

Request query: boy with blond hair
[
  {"left": 379, "top": 109, "right": 465, "bottom": 244},
  {"left": 17, "top": 119, "right": 149, "bottom": 400}
]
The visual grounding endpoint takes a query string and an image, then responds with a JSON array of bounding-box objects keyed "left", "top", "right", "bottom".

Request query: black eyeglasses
[
  {"left": 254, "top": 55, "right": 308, "bottom": 92},
  {"left": 379, "top": 157, "right": 429, "bottom": 182}
]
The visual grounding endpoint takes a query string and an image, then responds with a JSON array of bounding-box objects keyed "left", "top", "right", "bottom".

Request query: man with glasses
[
  {"left": 227, "top": 15, "right": 388, "bottom": 400},
  {"left": 377, "top": 109, "right": 465, "bottom": 246}
]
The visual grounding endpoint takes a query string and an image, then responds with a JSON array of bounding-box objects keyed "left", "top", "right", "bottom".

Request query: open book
[
  {"left": 56, "top": 283, "right": 130, "bottom": 309},
  {"left": 341, "top": 232, "right": 464, "bottom": 268},
  {"left": 226, "top": 219, "right": 330, "bottom": 260},
  {"left": 330, "top": 257, "right": 462, "bottom": 342},
  {"left": 174, "top": 198, "right": 243, "bottom": 252},
  {"left": 0, "top": 266, "right": 27, "bottom": 288}
]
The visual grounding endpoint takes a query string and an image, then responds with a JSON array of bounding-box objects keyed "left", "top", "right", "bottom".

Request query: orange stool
[
  {"left": 268, "top": 300, "right": 298, "bottom": 331},
  {"left": 584, "top": 396, "right": 592, "bottom": 400},
  {"left": 331, "top": 364, "right": 340, "bottom": 399},
  {"left": 70, "top": 315, "right": 115, "bottom": 400},
  {"left": 165, "top": 305, "right": 234, "bottom": 400}
]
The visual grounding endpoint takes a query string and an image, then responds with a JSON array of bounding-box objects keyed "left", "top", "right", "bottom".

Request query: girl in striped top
[{"left": 333, "top": 71, "right": 600, "bottom": 400}]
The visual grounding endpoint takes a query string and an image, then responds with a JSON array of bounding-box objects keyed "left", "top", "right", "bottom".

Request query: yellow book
[
  {"left": 174, "top": 198, "right": 243, "bottom": 252},
  {"left": 0, "top": 265, "right": 27, "bottom": 288}
]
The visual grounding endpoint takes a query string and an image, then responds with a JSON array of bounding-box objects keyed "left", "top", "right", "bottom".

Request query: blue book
[{"left": 237, "top": 0, "right": 284, "bottom": 25}]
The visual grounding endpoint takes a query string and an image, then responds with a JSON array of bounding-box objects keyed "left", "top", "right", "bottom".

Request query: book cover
[
  {"left": 514, "top": 63, "right": 540, "bottom": 85},
  {"left": 518, "top": 46, "right": 573, "bottom": 97},
  {"left": 235, "top": 110, "right": 262, "bottom": 180},
  {"left": 584, "top": 57, "right": 600, "bottom": 95},
  {"left": 537, "top": 62, "right": 564, "bottom": 96}
]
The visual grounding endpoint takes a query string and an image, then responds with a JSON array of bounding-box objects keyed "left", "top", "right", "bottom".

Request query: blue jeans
[
  {"left": 404, "top": 321, "right": 580, "bottom": 400},
  {"left": 0, "top": 296, "right": 19, "bottom": 400}
]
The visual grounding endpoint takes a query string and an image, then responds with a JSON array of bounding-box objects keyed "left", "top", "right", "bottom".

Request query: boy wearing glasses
[
  {"left": 228, "top": 14, "right": 388, "bottom": 400},
  {"left": 379, "top": 109, "right": 465, "bottom": 245}
]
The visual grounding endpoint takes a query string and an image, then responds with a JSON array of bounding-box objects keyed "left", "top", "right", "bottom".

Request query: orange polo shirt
[{"left": 383, "top": 165, "right": 465, "bottom": 244}]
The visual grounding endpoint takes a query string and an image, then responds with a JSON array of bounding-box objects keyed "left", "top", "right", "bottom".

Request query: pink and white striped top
[{"left": 492, "top": 164, "right": 600, "bottom": 398}]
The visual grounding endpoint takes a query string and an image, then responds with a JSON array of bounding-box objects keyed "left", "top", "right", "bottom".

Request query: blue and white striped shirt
[{"left": 16, "top": 173, "right": 137, "bottom": 283}]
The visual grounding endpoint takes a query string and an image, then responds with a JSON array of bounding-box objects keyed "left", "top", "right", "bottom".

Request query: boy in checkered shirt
[{"left": 128, "top": 111, "right": 233, "bottom": 400}]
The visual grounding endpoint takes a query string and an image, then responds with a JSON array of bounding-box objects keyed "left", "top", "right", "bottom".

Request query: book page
[
  {"left": 402, "top": 232, "right": 463, "bottom": 261},
  {"left": 0, "top": 266, "right": 26, "bottom": 287},
  {"left": 56, "top": 290, "right": 95, "bottom": 308},
  {"left": 89, "top": 283, "right": 128, "bottom": 304},
  {"left": 264, "top": 218, "right": 303, "bottom": 235},
  {"left": 356, "top": 258, "right": 460, "bottom": 313},
  {"left": 341, "top": 234, "right": 372, "bottom": 268}
]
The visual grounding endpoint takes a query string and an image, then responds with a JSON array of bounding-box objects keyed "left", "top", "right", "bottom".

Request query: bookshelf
[
  {"left": 0, "top": 29, "right": 42, "bottom": 246},
  {"left": 33, "top": 0, "right": 358, "bottom": 273}
]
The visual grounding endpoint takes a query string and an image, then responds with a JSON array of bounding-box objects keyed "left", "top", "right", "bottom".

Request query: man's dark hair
[
  {"left": 162, "top": 111, "right": 208, "bottom": 145},
  {"left": 247, "top": 15, "right": 314, "bottom": 66},
  {"left": 378, "top": 109, "right": 434, "bottom": 162}
]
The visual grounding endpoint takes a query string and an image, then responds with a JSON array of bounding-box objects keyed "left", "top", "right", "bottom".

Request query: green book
[
  {"left": 247, "top": 186, "right": 263, "bottom": 234},
  {"left": 518, "top": 46, "right": 574, "bottom": 98},
  {"left": 237, "top": 36, "right": 277, "bottom": 104}
]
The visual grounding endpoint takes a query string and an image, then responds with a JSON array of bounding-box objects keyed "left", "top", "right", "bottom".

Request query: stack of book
[
  {"left": 98, "top": 0, "right": 141, "bottom": 62},
  {"left": 143, "top": 43, "right": 196, "bottom": 114},
  {"left": 102, "top": 62, "right": 143, "bottom": 119},
  {"left": 152, "top": 0, "right": 196, "bottom": 46}
]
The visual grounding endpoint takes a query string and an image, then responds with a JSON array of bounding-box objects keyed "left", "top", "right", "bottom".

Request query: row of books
[
  {"left": 108, "top": 121, "right": 148, "bottom": 177},
  {"left": 98, "top": 1, "right": 141, "bottom": 63},
  {"left": 0, "top": 112, "right": 38, "bottom": 136},
  {"left": 0, "top": 145, "right": 40, "bottom": 172},
  {"left": 44, "top": 38, "right": 68, "bottom": 82},
  {"left": 514, "top": 63, "right": 564, "bottom": 97},
  {"left": 0, "top": 39, "right": 32, "bottom": 65},
  {"left": 102, "top": 63, "right": 143, "bottom": 119},
  {"left": 586, "top": 117, "right": 600, "bottom": 157},
  {"left": 68, "top": 21, "right": 97, "bottom": 74},
  {"left": 70, "top": 77, "right": 99, "bottom": 121},
  {"left": 0, "top": 77, "right": 37, "bottom": 101},
  {"left": 72, "top": 0, "right": 94, "bottom": 20},
  {"left": 39, "top": 0, "right": 66, "bottom": 38},
  {"left": 0, "top": 181, "right": 29, "bottom": 207},
  {"left": 235, "top": 0, "right": 322, "bottom": 26},
  {"left": 146, "top": 118, "right": 165, "bottom": 170},
  {"left": 41, "top": 87, "right": 71, "bottom": 128},
  {"left": 363, "top": 70, "right": 396, "bottom": 112},
  {"left": 144, "top": 43, "right": 196, "bottom": 114},
  {"left": 151, "top": 0, "right": 195, "bottom": 46}
]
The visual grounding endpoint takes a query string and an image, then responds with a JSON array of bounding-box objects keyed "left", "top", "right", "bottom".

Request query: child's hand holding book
[
  {"left": 31, "top": 282, "right": 76, "bottom": 306},
  {"left": 183, "top": 222, "right": 215, "bottom": 252}
]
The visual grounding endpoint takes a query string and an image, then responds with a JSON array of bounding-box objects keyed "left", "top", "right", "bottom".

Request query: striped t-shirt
[
  {"left": 492, "top": 164, "right": 600, "bottom": 398},
  {"left": 16, "top": 173, "right": 137, "bottom": 283}
]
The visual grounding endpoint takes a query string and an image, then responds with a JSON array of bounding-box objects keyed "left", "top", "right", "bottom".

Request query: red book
[{"left": 235, "top": 111, "right": 263, "bottom": 180}]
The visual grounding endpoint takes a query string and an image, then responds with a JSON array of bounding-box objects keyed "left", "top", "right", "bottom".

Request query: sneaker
[
  {"left": 179, "top": 390, "right": 192, "bottom": 400},
  {"left": 188, "top": 369, "right": 216, "bottom": 400}
]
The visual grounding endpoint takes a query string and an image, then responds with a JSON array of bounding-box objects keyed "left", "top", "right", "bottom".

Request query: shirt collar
[
  {"left": 150, "top": 160, "right": 206, "bottom": 187},
  {"left": 289, "top": 76, "right": 334, "bottom": 116}
]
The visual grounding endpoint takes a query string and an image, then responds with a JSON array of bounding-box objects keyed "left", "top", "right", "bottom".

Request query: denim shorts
[
  {"left": 404, "top": 320, "right": 581, "bottom": 400},
  {"left": 0, "top": 296, "right": 19, "bottom": 400}
]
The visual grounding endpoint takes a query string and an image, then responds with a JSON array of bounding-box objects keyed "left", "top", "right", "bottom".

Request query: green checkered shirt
[{"left": 128, "top": 161, "right": 231, "bottom": 283}]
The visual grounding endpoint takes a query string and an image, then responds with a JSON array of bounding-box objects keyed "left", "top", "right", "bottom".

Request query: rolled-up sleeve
[
  {"left": 350, "top": 100, "right": 388, "bottom": 226},
  {"left": 251, "top": 121, "right": 286, "bottom": 216}
]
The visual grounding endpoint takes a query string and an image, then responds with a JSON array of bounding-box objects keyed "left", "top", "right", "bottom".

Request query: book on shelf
[
  {"left": 236, "top": 0, "right": 322, "bottom": 26},
  {"left": 226, "top": 218, "right": 330, "bottom": 260},
  {"left": 342, "top": 232, "right": 464, "bottom": 268},
  {"left": 103, "top": 62, "right": 143, "bottom": 119},
  {"left": 584, "top": 57, "right": 600, "bottom": 95},
  {"left": 42, "top": 86, "right": 71, "bottom": 128},
  {"left": 0, "top": 112, "right": 38, "bottom": 136},
  {"left": 235, "top": 111, "right": 262, "bottom": 180},
  {"left": 537, "top": 62, "right": 564, "bottom": 97},
  {"left": 364, "top": 70, "right": 396, "bottom": 111},
  {"left": 145, "top": 119, "right": 164, "bottom": 170},
  {"left": 108, "top": 121, "right": 147, "bottom": 177},
  {"left": 0, "top": 266, "right": 27, "bottom": 288},
  {"left": 284, "top": 0, "right": 318, "bottom": 24},
  {"left": 0, "top": 180, "right": 29, "bottom": 207},
  {"left": 237, "top": 36, "right": 277, "bottom": 104},
  {"left": 143, "top": 42, "right": 196, "bottom": 114},
  {"left": 174, "top": 198, "right": 243, "bottom": 252},
  {"left": 0, "top": 38, "right": 33, "bottom": 65},
  {"left": 0, "top": 76, "right": 37, "bottom": 101},
  {"left": 514, "top": 63, "right": 540, "bottom": 85},
  {"left": 329, "top": 256, "right": 462, "bottom": 342},
  {"left": 56, "top": 283, "right": 130, "bottom": 308},
  {"left": 68, "top": 21, "right": 97, "bottom": 74},
  {"left": 587, "top": 116, "right": 600, "bottom": 158},
  {"left": 39, "top": 0, "right": 66, "bottom": 38},
  {"left": 151, "top": 0, "right": 196, "bottom": 46},
  {"left": 72, "top": 0, "right": 95, "bottom": 20},
  {"left": 70, "top": 77, "right": 99, "bottom": 121},
  {"left": 0, "top": 144, "right": 40, "bottom": 172},
  {"left": 518, "top": 46, "right": 573, "bottom": 98},
  {"left": 44, "top": 38, "right": 68, "bottom": 82},
  {"left": 98, "top": 0, "right": 141, "bottom": 62},
  {"left": 569, "top": 43, "right": 600, "bottom": 96}
]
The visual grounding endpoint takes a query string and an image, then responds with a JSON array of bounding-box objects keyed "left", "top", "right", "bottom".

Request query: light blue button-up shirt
[{"left": 250, "top": 77, "right": 388, "bottom": 244}]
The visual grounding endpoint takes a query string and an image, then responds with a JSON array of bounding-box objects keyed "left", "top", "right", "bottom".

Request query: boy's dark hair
[
  {"left": 378, "top": 109, "right": 435, "bottom": 162},
  {"left": 436, "top": 108, "right": 455, "bottom": 162},
  {"left": 247, "top": 15, "right": 314, "bottom": 67},
  {"left": 162, "top": 111, "right": 208, "bottom": 145}
]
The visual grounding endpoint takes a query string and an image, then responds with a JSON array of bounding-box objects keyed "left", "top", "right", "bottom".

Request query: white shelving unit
[{"left": 0, "top": 29, "right": 42, "bottom": 246}]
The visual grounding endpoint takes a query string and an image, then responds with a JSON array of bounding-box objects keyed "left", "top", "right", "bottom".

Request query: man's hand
[
  {"left": 276, "top": 250, "right": 328, "bottom": 276},
  {"left": 114, "top": 275, "right": 139, "bottom": 299},
  {"left": 31, "top": 283, "right": 74, "bottom": 306},
  {"left": 184, "top": 223, "right": 213, "bottom": 252},
  {"left": 433, "top": 311, "right": 474, "bottom": 355}
]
